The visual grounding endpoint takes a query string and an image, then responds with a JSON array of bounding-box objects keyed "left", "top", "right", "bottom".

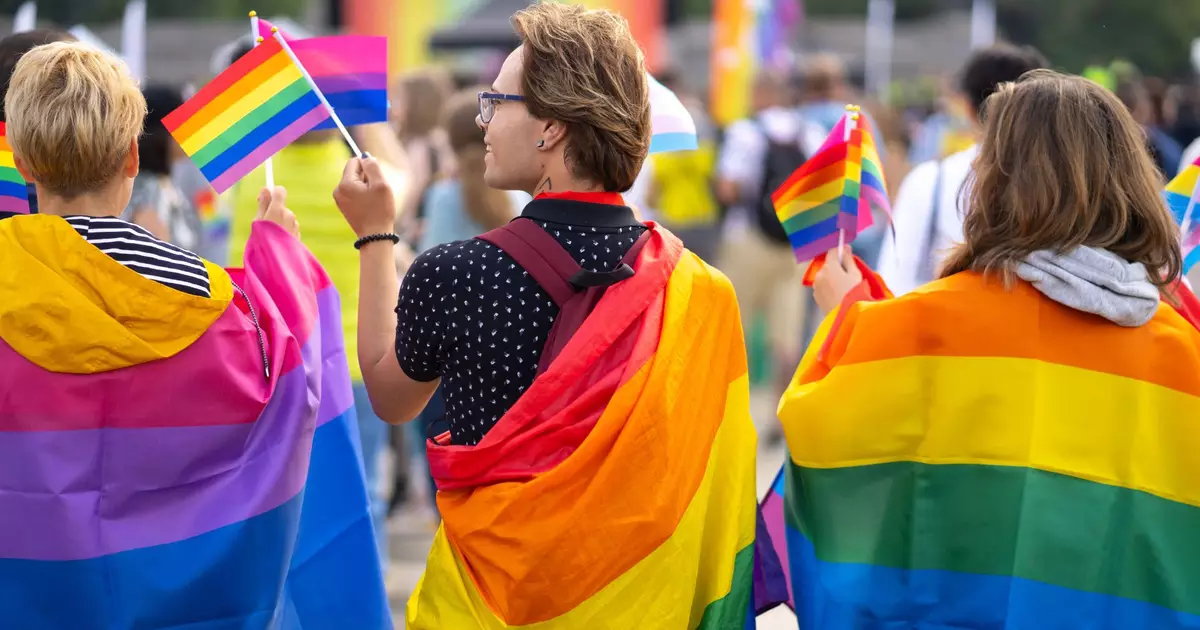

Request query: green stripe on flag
[
  {"left": 781, "top": 200, "right": 839, "bottom": 233},
  {"left": 696, "top": 542, "right": 754, "bottom": 629},
  {"left": 841, "top": 179, "right": 861, "bottom": 198},
  {"left": 0, "top": 165, "right": 24, "bottom": 185},
  {"left": 787, "top": 461, "right": 1200, "bottom": 616},
  {"left": 190, "top": 78, "right": 313, "bottom": 168}
]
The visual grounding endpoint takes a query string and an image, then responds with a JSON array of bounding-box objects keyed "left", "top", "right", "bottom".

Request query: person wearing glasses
[{"left": 333, "top": 2, "right": 758, "bottom": 625}]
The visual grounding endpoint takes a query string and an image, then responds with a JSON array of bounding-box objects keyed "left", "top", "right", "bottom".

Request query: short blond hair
[
  {"left": 6, "top": 42, "right": 145, "bottom": 198},
  {"left": 512, "top": 3, "right": 650, "bottom": 192}
]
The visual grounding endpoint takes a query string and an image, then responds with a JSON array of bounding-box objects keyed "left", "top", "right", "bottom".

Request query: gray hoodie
[{"left": 1015, "top": 247, "right": 1160, "bottom": 327}]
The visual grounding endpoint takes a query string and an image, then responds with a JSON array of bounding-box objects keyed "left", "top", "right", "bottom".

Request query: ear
[
  {"left": 12, "top": 155, "right": 33, "bottom": 183},
  {"left": 123, "top": 138, "right": 139, "bottom": 179},
  {"left": 539, "top": 119, "right": 569, "bottom": 151}
]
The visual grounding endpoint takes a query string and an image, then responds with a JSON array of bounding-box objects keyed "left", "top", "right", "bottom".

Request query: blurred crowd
[{"left": 101, "top": 31, "right": 1200, "bottom": 581}]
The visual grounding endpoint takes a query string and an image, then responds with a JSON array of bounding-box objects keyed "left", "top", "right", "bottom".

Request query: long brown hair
[
  {"left": 392, "top": 69, "right": 450, "bottom": 140},
  {"left": 444, "top": 88, "right": 514, "bottom": 230},
  {"left": 941, "top": 70, "right": 1182, "bottom": 291}
]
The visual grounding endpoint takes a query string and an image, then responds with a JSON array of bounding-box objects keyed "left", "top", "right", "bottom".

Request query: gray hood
[{"left": 1015, "top": 247, "right": 1160, "bottom": 327}]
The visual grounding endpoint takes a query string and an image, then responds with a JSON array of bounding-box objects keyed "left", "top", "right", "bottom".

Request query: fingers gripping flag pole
[
  {"left": 270, "top": 26, "right": 363, "bottom": 157},
  {"left": 248, "top": 11, "right": 275, "bottom": 189}
]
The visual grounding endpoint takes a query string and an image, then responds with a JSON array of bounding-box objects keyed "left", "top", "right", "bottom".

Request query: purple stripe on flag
[
  {"left": 761, "top": 485, "right": 794, "bottom": 607},
  {"left": 0, "top": 196, "right": 30, "bottom": 213},
  {"left": 792, "top": 232, "right": 841, "bottom": 263},
  {"left": 0, "top": 305, "right": 351, "bottom": 561},
  {"left": 316, "top": 73, "right": 388, "bottom": 94},
  {"left": 210, "top": 105, "right": 327, "bottom": 193}
]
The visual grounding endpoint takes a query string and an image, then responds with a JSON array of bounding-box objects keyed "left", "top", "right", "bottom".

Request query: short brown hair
[
  {"left": 512, "top": 2, "right": 650, "bottom": 192},
  {"left": 942, "top": 70, "right": 1181, "bottom": 290},
  {"left": 6, "top": 42, "right": 145, "bottom": 198},
  {"left": 393, "top": 68, "right": 451, "bottom": 139}
]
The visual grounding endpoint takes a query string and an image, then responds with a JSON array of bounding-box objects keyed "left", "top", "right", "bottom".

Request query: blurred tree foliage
[{"left": 0, "top": 0, "right": 304, "bottom": 23}]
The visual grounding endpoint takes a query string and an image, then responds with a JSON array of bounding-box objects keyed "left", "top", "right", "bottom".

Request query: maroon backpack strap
[{"left": 477, "top": 219, "right": 581, "bottom": 307}]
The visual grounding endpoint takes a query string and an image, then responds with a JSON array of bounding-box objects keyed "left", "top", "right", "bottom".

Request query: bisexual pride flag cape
[
  {"left": 407, "top": 226, "right": 760, "bottom": 628},
  {"left": 0, "top": 217, "right": 390, "bottom": 628},
  {"left": 772, "top": 269, "right": 1200, "bottom": 629}
]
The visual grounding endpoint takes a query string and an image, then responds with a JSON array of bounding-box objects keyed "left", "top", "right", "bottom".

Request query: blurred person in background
[
  {"left": 223, "top": 41, "right": 414, "bottom": 583},
  {"left": 796, "top": 53, "right": 852, "bottom": 134},
  {"left": 878, "top": 43, "right": 1048, "bottom": 296},
  {"left": 1170, "top": 82, "right": 1200, "bottom": 170},
  {"left": 640, "top": 70, "right": 722, "bottom": 263},
  {"left": 716, "top": 69, "right": 825, "bottom": 442},
  {"left": 396, "top": 87, "right": 523, "bottom": 519},
  {"left": 0, "top": 28, "right": 75, "bottom": 219},
  {"left": 391, "top": 69, "right": 453, "bottom": 240},
  {"left": 1118, "top": 77, "right": 1182, "bottom": 177},
  {"left": 123, "top": 84, "right": 201, "bottom": 252}
]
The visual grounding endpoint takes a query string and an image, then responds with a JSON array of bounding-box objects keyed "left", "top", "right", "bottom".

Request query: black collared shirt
[{"left": 395, "top": 195, "right": 646, "bottom": 446}]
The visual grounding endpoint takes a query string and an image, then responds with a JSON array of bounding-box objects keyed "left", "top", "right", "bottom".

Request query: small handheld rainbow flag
[
  {"left": 771, "top": 106, "right": 891, "bottom": 263},
  {"left": 163, "top": 35, "right": 327, "bottom": 194},
  {"left": 0, "top": 123, "right": 30, "bottom": 215},
  {"left": 1165, "top": 156, "right": 1200, "bottom": 274}
]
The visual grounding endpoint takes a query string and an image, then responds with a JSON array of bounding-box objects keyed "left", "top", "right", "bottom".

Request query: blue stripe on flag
[
  {"left": 787, "top": 527, "right": 1200, "bottom": 630},
  {"left": 0, "top": 494, "right": 303, "bottom": 628},
  {"left": 200, "top": 90, "right": 324, "bottom": 182},
  {"left": 283, "top": 408, "right": 392, "bottom": 628},
  {"left": 787, "top": 214, "right": 839, "bottom": 251},
  {"left": 0, "top": 180, "right": 28, "bottom": 200},
  {"left": 649, "top": 131, "right": 698, "bottom": 154},
  {"left": 1185, "top": 244, "right": 1200, "bottom": 275},
  {"left": 313, "top": 89, "right": 389, "bottom": 131}
]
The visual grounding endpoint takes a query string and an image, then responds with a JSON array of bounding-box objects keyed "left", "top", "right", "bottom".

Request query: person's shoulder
[
  {"left": 943, "top": 144, "right": 979, "bottom": 170},
  {"left": 407, "top": 237, "right": 497, "bottom": 281}
]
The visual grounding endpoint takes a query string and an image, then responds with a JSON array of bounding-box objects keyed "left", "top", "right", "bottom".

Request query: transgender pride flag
[
  {"left": 0, "top": 219, "right": 390, "bottom": 628},
  {"left": 648, "top": 73, "right": 698, "bottom": 154}
]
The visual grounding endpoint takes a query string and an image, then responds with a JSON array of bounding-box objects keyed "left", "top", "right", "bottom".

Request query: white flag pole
[
  {"left": 837, "top": 107, "right": 860, "bottom": 267},
  {"left": 12, "top": 2, "right": 35, "bottom": 34},
  {"left": 121, "top": 0, "right": 146, "bottom": 82},
  {"left": 249, "top": 11, "right": 275, "bottom": 189},
  {"left": 271, "top": 27, "right": 362, "bottom": 157}
]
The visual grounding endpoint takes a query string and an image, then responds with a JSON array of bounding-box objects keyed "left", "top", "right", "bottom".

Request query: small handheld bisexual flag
[
  {"left": 256, "top": 18, "right": 389, "bottom": 131},
  {"left": 1165, "top": 156, "right": 1200, "bottom": 274},
  {"left": 0, "top": 123, "right": 30, "bottom": 215},
  {"left": 163, "top": 36, "right": 326, "bottom": 193},
  {"left": 771, "top": 107, "right": 891, "bottom": 263}
]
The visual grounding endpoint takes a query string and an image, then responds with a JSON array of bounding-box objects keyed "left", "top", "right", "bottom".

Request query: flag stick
[
  {"left": 838, "top": 107, "right": 859, "bottom": 267},
  {"left": 271, "top": 27, "right": 363, "bottom": 157},
  {"left": 249, "top": 11, "right": 275, "bottom": 189}
]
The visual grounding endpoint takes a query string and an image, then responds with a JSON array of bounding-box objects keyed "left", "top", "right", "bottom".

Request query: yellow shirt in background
[
  {"left": 649, "top": 141, "right": 718, "bottom": 228},
  {"left": 226, "top": 138, "right": 363, "bottom": 380}
]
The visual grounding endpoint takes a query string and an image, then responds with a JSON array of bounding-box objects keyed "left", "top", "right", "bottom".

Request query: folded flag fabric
[
  {"left": 256, "top": 18, "right": 389, "bottom": 131},
  {"left": 649, "top": 73, "right": 699, "bottom": 154},
  {"left": 0, "top": 217, "right": 390, "bottom": 628},
  {"left": 773, "top": 269, "right": 1200, "bottom": 629},
  {"left": 772, "top": 108, "right": 890, "bottom": 263},
  {"left": 0, "top": 122, "right": 29, "bottom": 215},
  {"left": 407, "top": 226, "right": 760, "bottom": 629},
  {"left": 164, "top": 35, "right": 326, "bottom": 193}
]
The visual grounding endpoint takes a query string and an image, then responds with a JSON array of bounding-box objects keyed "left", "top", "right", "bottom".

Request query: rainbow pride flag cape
[
  {"left": 0, "top": 217, "right": 390, "bottom": 628},
  {"left": 407, "top": 226, "right": 760, "bottom": 628},
  {"left": 771, "top": 269, "right": 1200, "bottom": 629},
  {"left": 164, "top": 35, "right": 326, "bottom": 193},
  {"left": 0, "top": 122, "right": 29, "bottom": 215},
  {"left": 772, "top": 108, "right": 890, "bottom": 262},
  {"left": 255, "top": 19, "right": 389, "bottom": 131},
  {"left": 1164, "top": 155, "right": 1200, "bottom": 273}
]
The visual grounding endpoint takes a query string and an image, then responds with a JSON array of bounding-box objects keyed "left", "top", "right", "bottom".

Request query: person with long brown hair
[{"left": 771, "top": 69, "right": 1200, "bottom": 627}]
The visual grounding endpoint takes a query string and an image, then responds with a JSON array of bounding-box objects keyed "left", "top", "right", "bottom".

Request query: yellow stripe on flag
[{"left": 179, "top": 63, "right": 305, "bottom": 156}]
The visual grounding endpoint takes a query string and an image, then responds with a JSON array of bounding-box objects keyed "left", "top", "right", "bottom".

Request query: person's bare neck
[
  {"left": 37, "top": 183, "right": 126, "bottom": 219},
  {"left": 532, "top": 161, "right": 602, "bottom": 196}
]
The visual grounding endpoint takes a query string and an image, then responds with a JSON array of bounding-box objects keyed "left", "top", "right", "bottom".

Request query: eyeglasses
[{"left": 478, "top": 91, "right": 525, "bottom": 124}]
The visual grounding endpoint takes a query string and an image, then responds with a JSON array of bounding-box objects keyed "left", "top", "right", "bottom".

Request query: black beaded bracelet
[{"left": 354, "top": 233, "right": 401, "bottom": 250}]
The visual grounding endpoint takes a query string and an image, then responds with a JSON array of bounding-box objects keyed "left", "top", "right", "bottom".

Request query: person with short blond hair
[
  {"left": 0, "top": 43, "right": 389, "bottom": 626},
  {"left": 333, "top": 3, "right": 758, "bottom": 626}
]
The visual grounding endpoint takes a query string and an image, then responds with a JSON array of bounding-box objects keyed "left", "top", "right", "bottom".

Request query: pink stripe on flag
[
  {"left": 291, "top": 37, "right": 388, "bottom": 77},
  {"left": 210, "top": 105, "right": 327, "bottom": 193},
  {"left": 0, "top": 196, "right": 29, "bottom": 214}
]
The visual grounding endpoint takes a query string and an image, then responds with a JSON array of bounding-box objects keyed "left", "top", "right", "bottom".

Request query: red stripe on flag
[
  {"left": 772, "top": 142, "right": 849, "bottom": 205},
  {"left": 163, "top": 38, "right": 286, "bottom": 132}
]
